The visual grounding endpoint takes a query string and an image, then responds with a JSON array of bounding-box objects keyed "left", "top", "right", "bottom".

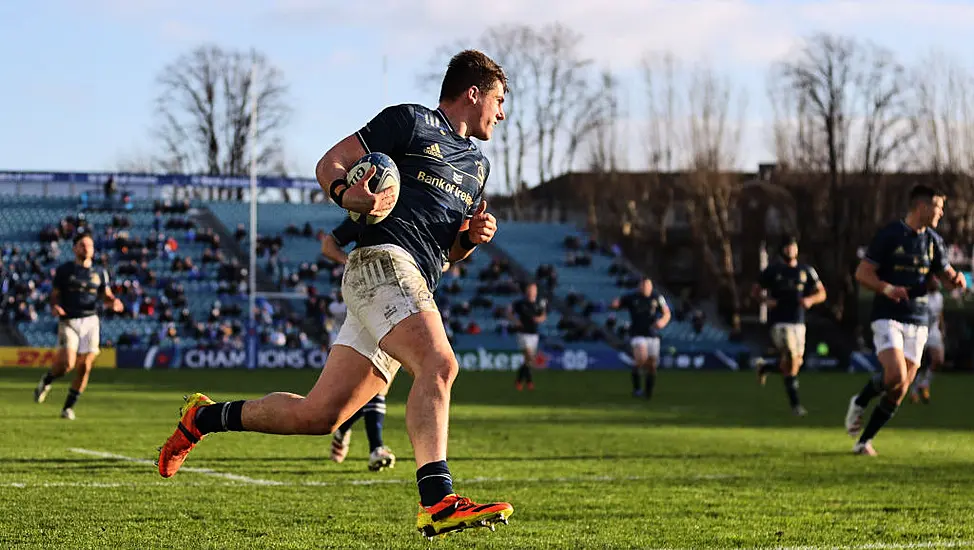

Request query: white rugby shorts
[
  {"left": 770, "top": 323, "right": 806, "bottom": 357},
  {"left": 516, "top": 333, "right": 540, "bottom": 356},
  {"left": 57, "top": 315, "right": 101, "bottom": 355},
  {"left": 630, "top": 336, "right": 661, "bottom": 360},
  {"left": 334, "top": 244, "right": 438, "bottom": 382},
  {"left": 871, "top": 319, "right": 928, "bottom": 365}
]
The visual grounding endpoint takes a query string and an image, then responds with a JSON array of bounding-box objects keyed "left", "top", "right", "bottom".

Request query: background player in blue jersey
[
  {"left": 34, "top": 232, "right": 124, "bottom": 419},
  {"left": 321, "top": 217, "right": 396, "bottom": 472},
  {"left": 611, "top": 278, "right": 671, "bottom": 399},
  {"left": 845, "top": 185, "right": 966, "bottom": 456},
  {"left": 752, "top": 236, "right": 826, "bottom": 416},
  {"left": 158, "top": 50, "right": 514, "bottom": 538},
  {"left": 508, "top": 281, "right": 547, "bottom": 391}
]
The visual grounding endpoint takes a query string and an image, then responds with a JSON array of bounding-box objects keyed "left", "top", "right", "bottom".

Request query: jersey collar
[
  {"left": 435, "top": 107, "right": 473, "bottom": 144},
  {"left": 899, "top": 219, "right": 928, "bottom": 234}
]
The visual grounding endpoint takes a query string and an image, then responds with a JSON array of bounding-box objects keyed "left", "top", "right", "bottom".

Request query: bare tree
[
  {"left": 682, "top": 64, "right": 749, "bottom": 317},
  {"left": 642, "top": 54, "right": 751, "bottom": 317},
  {"left": 911, "top": 51, "right": 974, "bottom": 175},
  {"left": 153, "top": 45, "right": 291, "bottom": 198},
  {"left": 421, "top": 24, "right": 611, "bottom": 213},
  {"left": 579, "top": 72, "right": 622, "bottom": 173},
  {"left": 480, "top": 26, "right": 535, "bottom": 206},
  {"left": 770, "top": 33, "right": 913, "bottom": 325},
  {"left": 853, "top": 46, "right": 915, "bottom": 174},
  {"left": 642, "top": 52, "right": 681, "bottom": 172},
  {"left": 115, "top": 151, "right": 158, "bottom": 174},
  {"left": 910, "top": 52, "right": 974, "bottom": 241}
]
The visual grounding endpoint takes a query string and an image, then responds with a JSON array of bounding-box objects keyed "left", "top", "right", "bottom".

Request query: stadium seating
[
  {"left": 205, "top": 201, "right": 346, "bottom": 282},
  {"left": 2, "top": 195, "right": 725, "bottom": 356},
  {"left": 490, "top": 221, "right": 731, "bottom": 349},
  {"left": 1, "top": 195, "right": 287, "bottom": 350}
]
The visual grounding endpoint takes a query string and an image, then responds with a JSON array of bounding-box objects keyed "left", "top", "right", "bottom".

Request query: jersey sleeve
[
  {"left": 757, "top": 266, "right": 772, "bottom": 289},
  {"left": 510, "top": 300, "right": 523, "bottom": 317},
  {"left": 806, "top": 266, "right": 821, "bottom": 290},
  {"left": 101, "top": 268, "right": 110, "bottom": 293},
  {"left": 330, "top": 218, "right": 360, "bottom": 248},
  {"left": 53, "top": 264, "right": 68, "bottom": 293},
  {"left": 931, "top": 233, "right": 950, "bottom": 274},
  {"left": 355, "top": 104, "right": 416, "bottom": 157},
  {"left": 656, "top": 294, "right": 668, "bottom": 309},
  {"left": 864, "top": 227, "right": 891, "bottom": 266},
  {"left": 465, "top": 158, "right": 490, "bottom": 218},
  {"left": 465, "top": 189, "right": 485, "bottom": 219}
]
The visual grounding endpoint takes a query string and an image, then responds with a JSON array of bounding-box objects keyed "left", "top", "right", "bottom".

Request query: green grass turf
[{"left": 1, "top": 367, "right": 973, "bottom": 549}]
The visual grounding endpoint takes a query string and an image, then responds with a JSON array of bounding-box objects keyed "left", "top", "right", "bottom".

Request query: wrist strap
[
  {"left": 329, "top": 178, "right": 348, "bottom": 206},
  {"left": 882, "top": 284, "right": 895, "bottom": 297},
  {"left": 459, "top": 231, "right": 476, "bottom": 251}
]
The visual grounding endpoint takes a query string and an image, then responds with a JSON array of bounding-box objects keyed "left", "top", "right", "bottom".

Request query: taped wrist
[
  {"left": 329, "top": 178, "right": 349, "bottom": 206},
  {"left": 459, "top": 231, "right": 476, "bottom": 251}
]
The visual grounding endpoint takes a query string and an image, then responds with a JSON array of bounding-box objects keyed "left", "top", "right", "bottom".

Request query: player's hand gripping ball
[{"left": 345, "top": 152, "right": 400, "bottom": 225}]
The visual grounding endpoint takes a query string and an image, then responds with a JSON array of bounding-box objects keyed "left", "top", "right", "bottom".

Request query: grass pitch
[{"left": 1, "top": 367, "right": 973, "bottom": 549}]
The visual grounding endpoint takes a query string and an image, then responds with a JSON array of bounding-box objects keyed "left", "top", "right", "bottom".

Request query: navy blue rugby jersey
[
  {"left": 619, "top": 291, "right": 667, "bottom": 338},
  {"left": 330, "top": 217, "right": 360, "bottom": 248},
  {"left": 758, "top": 262, "right": 821, "bottom": 325},
  {"left": 354, "top": 104, "right": 489, "bottom": 291},
  {"left": 864, "top": 220, "right": 949, "bottom": 325},
  {"left": 53, "top": 261, "right": 109, "bottom": 319}
]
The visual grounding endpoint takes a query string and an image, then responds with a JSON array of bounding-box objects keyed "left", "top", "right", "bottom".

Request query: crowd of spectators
[{"left": 1, "top": 203, "right": 311, "bottom": 351}]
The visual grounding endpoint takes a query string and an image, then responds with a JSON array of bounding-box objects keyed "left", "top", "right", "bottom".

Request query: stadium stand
[
  {"left": 0, "top": 195, "right": 309, "bottom": 350},
  {"left": 1, "top": 193, "right": 734, "bottom": 358},
  {"left": 490, "top": 221, "right": 733, "bottom": 351}
]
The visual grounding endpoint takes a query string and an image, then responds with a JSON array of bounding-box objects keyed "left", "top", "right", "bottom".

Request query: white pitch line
[
  {"left": 24, "top": 452, "right": 742, "bottom": 490},
  {"left": 68, "top": 448, "right": 284, "bottom": 486}
]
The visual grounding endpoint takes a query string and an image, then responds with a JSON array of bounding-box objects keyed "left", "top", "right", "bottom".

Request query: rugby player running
[
  {"left": 845, "top": 185, "right": 966, "bottom": 455},
  {"left": 156, "top": 50, "right": 513, "bottom": 538}
]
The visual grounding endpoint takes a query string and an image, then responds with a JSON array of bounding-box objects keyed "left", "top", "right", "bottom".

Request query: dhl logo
[{"left": 0, "top": 347, "right": 115, "bottom": 368}]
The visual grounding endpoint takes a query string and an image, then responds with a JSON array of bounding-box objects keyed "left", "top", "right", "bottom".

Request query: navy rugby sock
[
  {"left": 417, "top": 460, "right": 454, "bottom": 507},
  {"left": 363, "top": 395, "right": 386, "bottom": 452},
  {"left": 855, "top": 374, "right": 884, "bottom": 408},
  {"left": 859, "top": 398, "right": 898, "bottom": 444},
  {"left": 783, "top": 376, "right": 801, "bottom": 408},
  {"left": 195, "top": 400, "right": 246, "bottom": 434},
  {"left": 63, "top": 388, "right": 82, "bottom": 410}
]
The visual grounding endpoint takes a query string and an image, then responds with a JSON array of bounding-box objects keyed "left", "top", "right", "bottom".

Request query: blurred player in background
[
  {"left": 846, "top": 185, "right": 966, "bottom": 456},
  {"left": 508, "top": 281, "right": 547, "bottom": 391},
  {"left": 321, "top": 217, "right": 396, "bottom": 472},
  {"left": 612, "top": 277, "right": 670, "bottom": 399},
  {"left": 911, "top": 277, "right": 945, "bottom": 404},
  {"left": 157, "top": 50, "right": 513, "bottom": 538},
  {"left": 34, "top": 232, "right": 123, "bottom": 419},
  {"left": 752, "top": 236, "right": 826, "bottom": 417}
]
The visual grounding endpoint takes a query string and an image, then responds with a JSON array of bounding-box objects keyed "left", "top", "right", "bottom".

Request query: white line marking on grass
[
  {"left": 68, "top": 448, "right": 285, "bottom": 486},
  {"left": 22, "top": 457, "right": 742, "bottom": 491}
]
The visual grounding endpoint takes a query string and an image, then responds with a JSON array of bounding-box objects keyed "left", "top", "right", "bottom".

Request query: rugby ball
[{"left": 346, "top": 152, "right": 400, "bottom": 225}]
